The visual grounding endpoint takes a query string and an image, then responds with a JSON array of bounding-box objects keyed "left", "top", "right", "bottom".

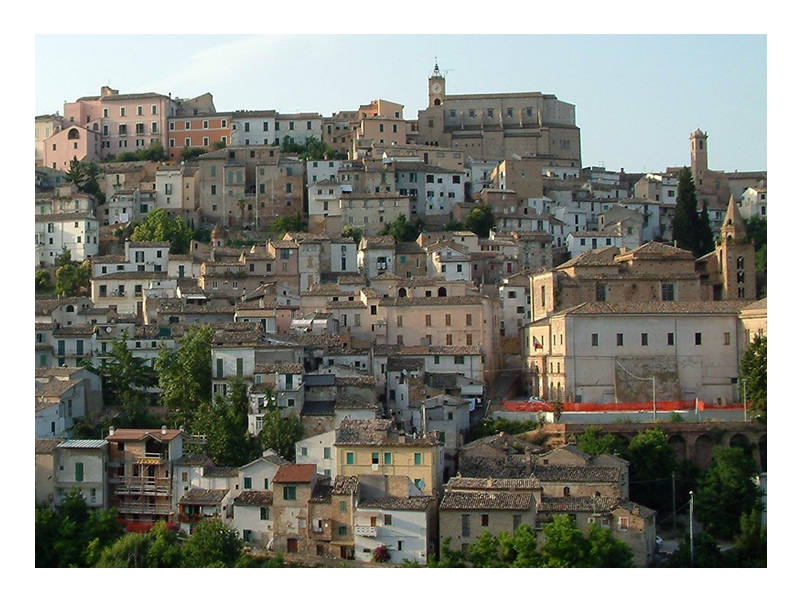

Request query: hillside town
[{"left": 35, "top": 62, "right": 767, "bottom": 568}]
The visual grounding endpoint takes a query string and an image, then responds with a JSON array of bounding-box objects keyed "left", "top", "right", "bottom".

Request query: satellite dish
[{"left": 106, "top": 326, "right": 112, "bottom": 333}]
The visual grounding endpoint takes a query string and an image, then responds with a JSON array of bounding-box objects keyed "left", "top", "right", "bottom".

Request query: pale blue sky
[{"left": 35, "top": 34, "right": 767, "bottom": 174}]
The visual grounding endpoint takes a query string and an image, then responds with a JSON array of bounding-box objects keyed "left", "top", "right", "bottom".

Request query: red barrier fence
[{"left": 500, "top": 399, "right": 746, "bottom": 413}]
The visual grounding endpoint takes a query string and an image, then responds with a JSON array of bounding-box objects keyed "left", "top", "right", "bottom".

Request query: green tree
[
  {"left": 95, "top": 532, "right": 152, "bottom": 568},
  {"left": 54, "top": 260, "right": 91, "bottom": 296},
  {"left": 146, "top": 521, "right": 186, "bottom": 567},
  {"left": 341, "top": 224, "right": 363, "bottom": 246},
  {"left": 212, "top": 140, "right": 227, "bottom": 150},
  {"left": 497, "top": 524, "right": 542, "bottom": 567},
  {"left": 694, "top": 446, "right": 763, "bottom": 539},
  {"left": 182, "top": 518, "right": 243, "bottom": 567},
  {"left": 83, "top": 329, "right": 155, "bottom": 422},
  {"left": 257, "top": 395, "right": 304, "bottom": 461},
  {"left": 35, "top": 506, "right": 61, "bottom": 567},
  {"left": 697, "top": 201, "right": 715, "bottom": 256},
  {"left": 672, "top": 167, "right": 701, "bottom": 256},
  {"left": 428, "top": 538, "right": 467, "bottom": 567},
  {"left": 730, "top": 508, "right": 767, "bottom": 567},
  {"left": 181, "top": 147, "right": 207, "bottom": 161},
  {"left": 55, "top": 247, "right": 73, "bottom": 267},
  {"left": 577, "top": 426, "right": 627, "bottom": 457},
  {"left": 624, "top": 428, "right": 676, "bottom": 515},
  {"left": 745, "top": 215, "right": 767, "bottom": 252},
  {"left": 380, "top": 214, "right": 420, "bottom": 242},
  {"left": 269, "top": 213, "right": 307, "bottom": 236},
  {"left": 739, "top": 335, "right": 766, "bottom": 422},
  {"left": 36, "top": 269, "right": 53, "bottom": 293},
  {"left": 667, "top": 531, "right": 726, "bottom": 568},
  {"left": 539, "top": 515, "right": 592, "bottom": 567},
  {"left": 586, "top": 522, "right": 634, "bottom": 567},
  {"left": 465, "top": 204, "right": 495, "bottom": 238},
  {"left": 194, "top": 379, "right": 262, "bottom": 466},
  {"left": 131, "top": 208, "right": 193, "bottom": 254},
  {"left": 156, "top": 325, "right": 213, "bottom": 426},
  {"left": 467, "top": 530, "right": 505, "bottom": 567}
]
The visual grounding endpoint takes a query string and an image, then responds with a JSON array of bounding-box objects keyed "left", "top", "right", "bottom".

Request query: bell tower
[
  {"left": 690, "top": 129, "right": 708, "bottom": 186},
  {"left": 716, "top": 194, "right": 756, "bottom": 300},
  {"left": 428, "top": 59, "right": 446, "bottom": 108}
]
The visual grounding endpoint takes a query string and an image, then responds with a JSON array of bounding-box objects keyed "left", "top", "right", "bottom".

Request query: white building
[
  {"left": 35, "top": 211, "right": 100, "bottom": 267},
  {"left": 295, "top": 430, "right": 337, "bottom": 479},
  {"left": 53, "top": 440, "right": 109, "bottom": 510},
  {"left": 566, "top": 231, "right": 623, "bottom": 258},
  {"left": 740, "top": 187, "right": 767, "bottom": 220}
]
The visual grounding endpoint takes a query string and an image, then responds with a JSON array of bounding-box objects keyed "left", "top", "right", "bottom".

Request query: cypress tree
[
  {"left": 698, "top": 200, "right": 716, "bottom": 256},
  {"left": 673, "top": 167, "right": 700, "bottom": 254}
]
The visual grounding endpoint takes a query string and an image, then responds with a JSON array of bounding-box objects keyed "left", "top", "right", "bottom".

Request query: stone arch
[
  {"left": 668, "top": 434, "right": 688, "bottom": 463},
  {"left": 758, "top": 434, "right": 767, "bottom": 472},
  {"left": 694, "top": 434, "right": 715, "bottom": 470},
  {"left": 434, "top": 99, "right": 441, "bottom": 106},
  {"left": 437, "top": 286, "right": 447, "bottom": 297},
  {"left": 729, "top": 433, "right": 752, "bottom": 452},
  {"left": 398, "top": 287, "right": 407, "bottom": 298},
  {"left": 65, "top": 305, "right": 75, "bottom": 313}
]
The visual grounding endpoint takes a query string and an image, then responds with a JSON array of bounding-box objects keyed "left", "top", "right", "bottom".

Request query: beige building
[
  {"left": 415, "top": 62, "right": 581, "bottom": 165},
  {"left": 335, "top": 419, "right": 444, "bottom": 495},
  {"left": 439, "top": 476, "right": 541, "bottom": 553},
  {"left": 739, "top": 297, "right": 767, "bottom": 345},
  {"left": 489, "top": 155, "right": 545, "bottom": 199},
  {"left": 523, "top": 301, "right": 750, "bottom": 404}
]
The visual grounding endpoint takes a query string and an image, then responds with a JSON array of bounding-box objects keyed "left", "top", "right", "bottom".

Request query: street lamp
[{"left": 742, "top": 378, "right": 748, "bottom": 423}]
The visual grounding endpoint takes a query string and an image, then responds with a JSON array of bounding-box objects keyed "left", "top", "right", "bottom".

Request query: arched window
[
  {"left": 398, "top": 288, "right": 407, "bottom": 298},
  {"left": 437, "top": 287, "right": 447, "bottom": 297},
  {"left": 434, "top": 99, "right": 441, "bottom": 106},
  {"left": 67, "top": 129, "right": 80, "bottom": 140},
  {"left": 65, "top": 305, "right": 75, "bottom": 313},
  {"left": 563, "top": 487, "right": 570, "bottom": 497}
]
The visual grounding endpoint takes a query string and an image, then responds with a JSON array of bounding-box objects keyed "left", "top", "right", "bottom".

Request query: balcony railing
[
  {"left": 354, "top": 525, "right": 377, "bottom": 538},
  {"left": 116, "top": 502, "right": 172, "bottom": 516}
]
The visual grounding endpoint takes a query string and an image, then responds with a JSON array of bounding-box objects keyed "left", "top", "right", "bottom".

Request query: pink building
[{"left": 41, "top": 125, "right": 102, "bottom": 171}]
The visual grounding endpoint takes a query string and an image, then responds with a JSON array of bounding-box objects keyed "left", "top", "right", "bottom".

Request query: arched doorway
[
  {"left": 398, "top": 288, "right": 407, "bottom": 298},
  {"left": 694, "top": 434, "right": 714, "bottom": 470},
  {"left": 668, "top": 434, "right": 688, "bottom": 463},
  {"left": 437, "top": 287, "right": 447, "bottom": 297}
]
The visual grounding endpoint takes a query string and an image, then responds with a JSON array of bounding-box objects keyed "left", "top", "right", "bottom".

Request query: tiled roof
[
  {"left": 309, "top": 480, "right": 333, "bottom": 503},
  {"left": 234, "top": 491, "right": 273, "bottom": 506},
  {"left": 36, "top": 378, "right": 80, "bottom": 398},
  {"left": 301, "top": 401, "right": 336, "bottom": 416},
  {"left": 457, "top": 455, "right": 532, "bottom": 479},
  {"left": 273, "top": 463, "right": 317, "bottom": 484},
  {"left": 379, "top": 296, "right": 483, "bottom": 307},
  {"left": 173, "top": 453, "right": 213, "bottom": 467},
  {"left": 361, "top": 235, "right": 396, "bottom": 249},
  {"left": 460, "top": 432, "right": 541, "bottom": 455},
  {"left": 616, "top": 500, "right": 656, "bottom": 519},
  {"left": 57, "top": 439, "right": 108, "bottom": 450},
  {"left": 179, "top": 488, "right": 229, "bottom": 505},
  {"left": 532, "top": 465, "right": 620, "bottom": 483},
  {"left": 386, "top": 357, "right": 425, "bottom": 372},
  {"left": 555, "top": 301, "right": 751, "bottom": 317},
  {"left": 357, "top": 496, "right": 435, "bottom": 511},
  {"left": 440, "top": 491, "right": 534, "bottom": 511},
  {"left": 35, "top": 297, "right": 89, "bottom": 315},
  {"left": 204, "top": 466, "right": 239, "bottom": 478},
  {"left": 254, "top": 362, "right": 304, "bottom": 374},
  {"left": 106, "top": 428, "right": 183, "bottom": 443},
  {"left": 335, "top": 394, "right": 379, "bottom": 410},
  {"left": 92, "top": 271, "right": 171, "bottom": 281},
  {"left": 128, "top": 241, "right": 170, "bottom": 248},
  {"left": 335, "top": 419, "right": 439, "bottom": 447},
  {"left": 35, "top": 438, "right": 64, "bottom": 454},
  {"left": 538, "top": 495, "right": 616, "bottom": 513},
  {"left": 446, "top": 476, "right": 541, "bottom": 491},
  {"left": 331, "top": 475, "right": 359, "bottom": 495},
  {"left": 336, "top": 376, "right": 376, "bottom": 387}
]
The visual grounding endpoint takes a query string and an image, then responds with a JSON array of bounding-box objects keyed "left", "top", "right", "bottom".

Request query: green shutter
[
  {"left": 384, "top": 452, "right": 392, "bottom": 465},
  {"left": 75, "top": 462, "right": 84, "bottom": 482}
]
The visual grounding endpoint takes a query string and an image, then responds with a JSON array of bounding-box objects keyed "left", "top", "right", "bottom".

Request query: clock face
[{"left": 431, "top": 82, "right": 442, "bottom": 94}]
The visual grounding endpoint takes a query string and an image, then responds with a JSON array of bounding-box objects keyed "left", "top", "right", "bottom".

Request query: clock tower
[{"left": 428, "top": 60, "right": 446, "bottom": 108}]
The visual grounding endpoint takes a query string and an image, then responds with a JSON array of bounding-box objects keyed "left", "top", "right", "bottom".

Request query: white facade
[
  {"left": 566, "top": 232, "right": 623, "bottom": 258},
  {"left": 54, "top": 440, "right": 108, "bottom": 510},
  {"left": 740, "top": 187, "right": 767, "bottom": 220},
  {"left": 295, "top": 430, "right": 337, "bottom": 479},
  {"left": 354, "top": 499, "right": 432, "bottom": 565},
  {"left": 307, "top": 159, "right": 342, "bottom": 186},
  {"left": 35, "top": 212, "right": 100, "bottom": 267}
]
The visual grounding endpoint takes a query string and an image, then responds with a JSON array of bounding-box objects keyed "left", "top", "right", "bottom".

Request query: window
[
  {"left": 283, "top": 486, "right": 297, "bottom": 501},
  {"left": 425, "top": 314, "right": 432, "bottom": 326},
  {"left": 641, "top": 333, "right": 649, "bottom": 346},
  {"left": 461, "top": 514, "right": 470, "bottom": 537},
  {"left": 324, "top": 447, "right": 331, "bottom": 459},
  {"left": 591, "top": 333, "right": 599, "bottom": 347},
  {"left": 260, "top": 507, "right": 270, "bottom": 520},
  {"left": 384, "top": 514, "right": 393, "bottom": 526},
  {"left": 339, "top": 500, "right": 347, "bottom": 513},
  {"left": 616, "top": 333, "right": 624, "bottom": 346},
  {"left": 396, "top": 315, "right": 403, "bottom": 328},
  {"left": 244, "top": 477, "right": 252, "bottom": 489},
  {"left": 446, "top": 334, "right": 453, "bottom": 345},
  {"left": 414, "top": 453, "right": 422, "bottom": 466},
  {"left": 384, "top": 452, "right": 392, "bottom": 465},
  {"left": 619, "top": 517, "right": 629, "bottom": 530},
  {"left": 724, "top": 332, "right": 731, "bottom": 345},
  {"left": 595, "top": 283, "right": 607, "bottom": 302},
  {"left": 75, "top": 462, "right": 84, "bottom": 482},
  {"left": 372, "top": 452, "right": 380, "bottom": 465},
  {"left": 120, "top": 107, "right": 126, "bottom": 117},
  {"left": 695, "top": 332, "right": 702, "bottom": 345},
  {"left": 338, "top": 526, "right": 347, "bottom": 536},
  {"left": 466, "top": 313, "right": 472, "bottom": 326},
  {"left": 346, "top": 452, "right": 354, "bottom": 465},
  {"left": 481, "top": 514, "right": 489, "bottom": 527},
  {"left": 661, "top": 282, "right": 675, "bottom": 301},
  {"left": 445, "top": 314, "right": 452, "bottom": 326}
]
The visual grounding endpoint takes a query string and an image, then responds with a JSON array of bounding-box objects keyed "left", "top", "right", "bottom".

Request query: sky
[{"left": 35, "top": 34, "right": 767, "bottom": 174}]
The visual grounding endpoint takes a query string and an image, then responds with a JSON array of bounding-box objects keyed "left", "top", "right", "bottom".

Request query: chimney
[
  {"left": 108, "top": 425, "right": 115, "bottom": 437},
  {"left": 161, "top": 425, "right": 168, "bottom": 435}
]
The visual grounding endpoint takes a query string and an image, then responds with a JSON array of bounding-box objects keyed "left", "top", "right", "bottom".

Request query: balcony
[
  {"left": 116, "top": 502, "right": 172, "bottom": 516},
  {"left": 354, "top": 525, "right": 377, "bottom": 538},
  {"left": 309, "top": 518, "right": 333, "bottom": 541}
]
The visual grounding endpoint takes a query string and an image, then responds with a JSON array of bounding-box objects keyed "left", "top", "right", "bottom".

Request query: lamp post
[{"left": 743, "top": 378, "right": 748, "bottom": 423}]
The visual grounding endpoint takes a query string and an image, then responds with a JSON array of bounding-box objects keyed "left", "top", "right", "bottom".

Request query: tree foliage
[
  {"left": 194, "top": 379, "right": 262, "bottom": 466},
  {"left": 577, "top": 426, "right": 626, "bottom": 457},
  {"left": 182, "top": 518, "right": 243, "bottom": 568},
  {"left": 341, "top": 224, "right": 363, "bottom": 246},
  {"left": 380, "top": 214, "right": 420, "bottom": 242},
  {"left": 697, "top": 201, "right": 716, "bottom": 256},
  {"left": 739, "top": 335, "right": 766, "bottom": 422},
  {"left": 624, "top": 428, "right": 677, "bottom": 515},
  {"left": 112, "top": 140, "right": 167, "bottom": 163},
  {"left": 694, "top": 446, "right": 763, "bottom": 539},
  {"left": 66, "top": 158, "right": 104, "bottom": 201},
  {"left": 54, "top": 260, "right": 91, "bottom": 296},
  {"left": 36, "top": 489, "right": 123, "bottom": 568},
  {"left": 257, "top": 394, "right": 304, "bottom": 462},
  {"left": 672, "top": 167, "right": 701, "bottom": 255},
  {"left": 465, "top": 204, "right": 495, "bottom": 238},
  {"left": 667, "top": 531, "right": 726, "bottom": 568},
  {"left": 155, "top": 325, "right": 213, "bottom": 427},
  {"left": 36, "top": 269, "right": 53, "bottom": 293},
  {"left": 130, "top": 208, "right": 193, "bottom": 254},
  {"left": 269, "top": 213, "right": 307, "bottom": 236},
  {"left": 279, "top": 135, "right": 344, "bottom": 160}
]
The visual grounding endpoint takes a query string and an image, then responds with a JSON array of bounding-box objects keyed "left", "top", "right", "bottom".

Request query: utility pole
[
  {"left": 689, "top": 491, "right": 695, "bottom": 567},
  {"left": 672, "top": 471, "right": 677, "bottom": 530},
  {"left": 743, "top": 378, "right": 748, "bottom": 422}
]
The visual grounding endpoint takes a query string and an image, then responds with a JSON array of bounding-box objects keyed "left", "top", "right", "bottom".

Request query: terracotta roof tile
[{"left": 273, "top": 463, "right": 317, "bottom": 484}]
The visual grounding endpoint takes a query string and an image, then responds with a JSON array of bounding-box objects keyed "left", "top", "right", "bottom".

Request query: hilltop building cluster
[{"left": 34, "top": 63, "right": 766, "bottom": 566}]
